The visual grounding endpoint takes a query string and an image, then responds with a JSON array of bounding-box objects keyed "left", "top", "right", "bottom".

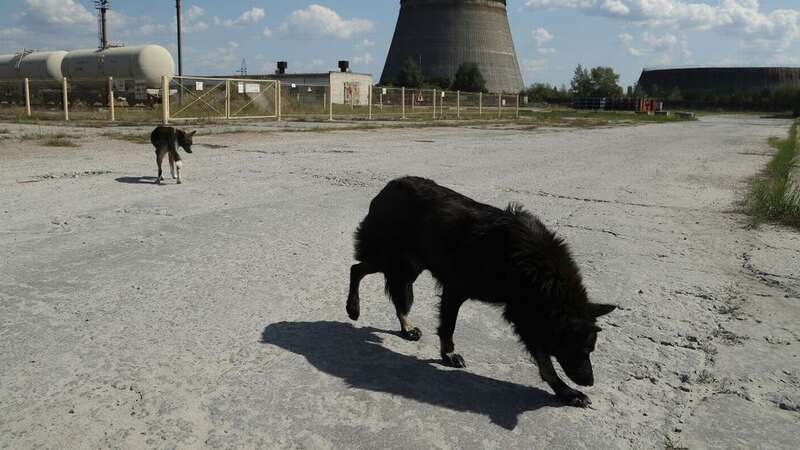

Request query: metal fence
[{"left": 0, "top": 75, "right": 521, "bottom": 124}]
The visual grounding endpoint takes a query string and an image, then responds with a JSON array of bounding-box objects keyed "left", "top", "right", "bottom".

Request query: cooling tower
[
  {"left": 638, "top": 67, "right": 800, "bottom": 94},
  {"left": 381, "top": 0, "right": 524, "bottom": 93}
]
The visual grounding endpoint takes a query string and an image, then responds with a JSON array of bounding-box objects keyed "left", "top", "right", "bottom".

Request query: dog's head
[
  {"left": 550, "top": 303, "right": 616, "bottom": 386},
  {"left": 178, "top": 130, "right": 196, "bottom": 153}
]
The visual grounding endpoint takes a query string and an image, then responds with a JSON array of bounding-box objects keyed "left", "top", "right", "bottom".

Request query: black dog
[
  {"left": 150, "top": 126, "right": 195, "bottom": 184},
  {"left": 347, "top": 176, "right": 616, "bottom": 407}
]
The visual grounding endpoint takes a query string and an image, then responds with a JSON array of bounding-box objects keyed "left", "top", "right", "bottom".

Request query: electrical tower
[{"left": 95, "top": 0, "right": 111, "bottom": 49}]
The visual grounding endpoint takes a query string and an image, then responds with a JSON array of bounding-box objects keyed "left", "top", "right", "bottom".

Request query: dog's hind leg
[
  {"left": 438, "top": 289, "right": 467, "bottom": 368},
  {"left": 347, "top": 262, "right": 378, "bottom": 321},
  {"left": 386, "top": 273, "right": 421, "bottom": 341},
  {"left": 533, "top": 350, "right": 591, "bottom": 408},
  {"left": 168, "top": 152, "right": 176, "bottom": 179},
  {"left": 172, "top": 151, "right": 183, "bottom": 184},
  {"left": 155, "top": 150, "right": 166, "bottom": 184}
]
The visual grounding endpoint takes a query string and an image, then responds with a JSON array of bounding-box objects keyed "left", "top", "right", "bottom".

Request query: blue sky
[{"left": 2, "top": 1, "right": 800, "bottom": 88}]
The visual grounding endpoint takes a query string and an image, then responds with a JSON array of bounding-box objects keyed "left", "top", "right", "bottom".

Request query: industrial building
[
  {"left": 229, "top": 62, "right": 373, "bottom": 105},
  {"left": 381, "top": 0, "right": 524, "bottom": 93},
  {"left": 638, "top": 67, "right": 800, "bottom": 94}
]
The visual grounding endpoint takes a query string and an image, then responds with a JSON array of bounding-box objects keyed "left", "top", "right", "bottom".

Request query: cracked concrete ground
[{"left": 0, "top": 116, "right": 798, "bottom": 448}]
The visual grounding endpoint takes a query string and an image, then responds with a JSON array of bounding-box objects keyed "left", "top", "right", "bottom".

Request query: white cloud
[
  {"left": 521, "top": 58, "right": 549, "bottom": 75},
  {"left": 193, "top": 40, "right": 239, "bottom": 71},
  {"left": 280, "top": 4, "right": 373, "bottom": 39},
  {"left": 537, "top": 48, "right": 557, "bottom": 54},
  {"left": 20, "top": 0, "right": 95, "bottom": 28},
  {"left": 352, "top": 53, "right": 374, "bottom": 65},
  {"left": 618, "top": 31, "right": 690, "bottom": 65},
  {"left": 263, "top": 27, "right": 273, "bottom": 39},
  {"left": 180, "top": 5, "right": 209, "bottom": 33},
  {"left": 532, "top": 27, "right": 554, "bottom": 46},
  {"left": 223, "top": 7, "right": 266, "bottom": 27},
  {"left": 527, "top": 0, "right": 800, "bottom": 58}
]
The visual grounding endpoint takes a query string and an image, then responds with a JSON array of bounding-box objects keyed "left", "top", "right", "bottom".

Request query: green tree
[
  {"left": 397, "top": 57, "right": 424, "bottom": 88},
  {"left": 668, "top": 86, "right": 683, "bottom": 102},
  {"left": 570, "top": 64, "right": 592, "bottom": 96},
  {"left": 589, "top": 66, "right": 623, "bottom": 97},
  {"left": 425, "top": 76, "right": 452, "bottom": 90},
  {"left": 451, "top": 62, "right": 487, "bottom": 93}
]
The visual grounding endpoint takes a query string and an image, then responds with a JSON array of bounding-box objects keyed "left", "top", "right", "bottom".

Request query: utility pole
[
  {"left": 95, "top": 1, "right": 110, "bottom": 49},
  {"left": 176, "top": 0, "right": 183, "bottom": 77}
]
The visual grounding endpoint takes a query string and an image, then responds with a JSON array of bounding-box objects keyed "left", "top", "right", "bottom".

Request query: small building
[{"left": 226, "top": 61, "right": 373, "bottom": 106}]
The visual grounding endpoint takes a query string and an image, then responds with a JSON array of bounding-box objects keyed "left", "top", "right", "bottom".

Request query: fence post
[
  {"left": 479, "top": 91, "right": 482, "bottom": 118},
  {"left": 515, "top": 94, "right": 520, "bottom": 119},
  {"left": 323, "top": 91, "right": 327, "bottom": 112},
  {"left": 432, "top": 89, "right": 436, "bottom": 120},
  {"left": 162, "top": 75, "right": 169, "bottom": 125},
  {"left": 277, "top": 81, "right": 282, "bottom": 122},
  {"left": 329, "top": 84, "right": 334, "bottom": 121},
  {"left": 225, "top": 79, "right": 230, "bottom": 119},
  {"left": 401, "top": 87, "right": 406, "bottom": 119},
  {"left": 108, "top": 77, "right": 115, "bottom": 122},
  {"left": 457, "top": 90, "right": 461, "bottom": 120},
  {"left": 62, "top": 77, "right": 69, "bottom": 121},
  {"left": 368, "top": 85, "right": 373, "bottom": 120},
  {"left": 24, "top": 78, "right": 31, "bottom": 117},
  {"left": 497, "top": 93, "right": 501, "bottom": 119}
]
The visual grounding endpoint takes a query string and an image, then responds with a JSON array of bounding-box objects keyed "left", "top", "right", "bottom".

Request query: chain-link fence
[
  {"left": 1, "top": 75, "right": 522, "bottom": 124},
  {"left": 281, "top": 83, "right": 329, "bottom": 119}
]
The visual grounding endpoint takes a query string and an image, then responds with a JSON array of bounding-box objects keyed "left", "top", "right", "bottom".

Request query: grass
[
  {"left": 745, "top": 120, "right": 800, "bottom": 228},
  {"left": 101, "top": 131, "right": 151, "bottom": 144},
  {"left": 695, "top": 369, "right": 717, "bottom": 384},
  {"left": 40, "top": 135, "right": 79, "bottom": 147},
  {"left": 16, "top": 132, "right": 81, "bottom": 147}
]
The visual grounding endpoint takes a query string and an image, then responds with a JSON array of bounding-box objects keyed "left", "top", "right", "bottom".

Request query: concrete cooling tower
[{"left": 381, "top": 0, "right": 524, "bottom": 93}]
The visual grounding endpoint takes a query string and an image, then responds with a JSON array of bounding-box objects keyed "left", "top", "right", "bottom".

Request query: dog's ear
[
  {"left": 588, "top": 303, "right": 617, "bottom": 318},
  {"left": 189, "top": 130, "right": 197, "bottom": 137}
]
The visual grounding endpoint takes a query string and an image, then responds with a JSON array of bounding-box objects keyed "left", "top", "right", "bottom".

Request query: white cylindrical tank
[
  {"left": 62, "top": 45, "right": 175, "bottom": 88},
  {"left": 0, "top": 51, "right": 66, "bottom": 82}
]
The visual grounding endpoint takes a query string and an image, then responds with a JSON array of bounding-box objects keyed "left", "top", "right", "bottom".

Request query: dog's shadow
[
  {"left": 260, "top": 321, "right": 562, "bottom": 429},
  {"left": 115, "top": 176, "right": 158, "bottom": 184}
]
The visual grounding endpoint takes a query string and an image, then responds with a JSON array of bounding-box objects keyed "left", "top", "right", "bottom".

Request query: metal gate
[{"left": 169, "top": 76, "right": 278, "bottom": 121}]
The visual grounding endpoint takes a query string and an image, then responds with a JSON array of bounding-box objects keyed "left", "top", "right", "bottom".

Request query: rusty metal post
[
  {"left": 162, "top": 75, "right": 170, "bottom": 124},
  {"left": 108, "top": 77, "right": 115, "bottom": 122},
  {"left": 401, "top": 87, "right": 406, "bottom": 119},
  {"left": 24, "top": 78, "right": 31, "bottom": 117},
  {"left": 62, "top": 77, "right": 69, "bottom": 121},
  {"left": 368, "top": 85, "right": 373, "bottom": 120},
  {"left": 432, "top": 89, "right": 436, "bottom": 120}
]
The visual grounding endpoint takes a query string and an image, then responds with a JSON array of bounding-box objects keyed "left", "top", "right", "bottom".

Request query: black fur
[
  {"left": 346, "top": 176, "right": 616, "bottom": 407},
  {"left": 150, "top": 126, "right": 195, "bottom": 184}
]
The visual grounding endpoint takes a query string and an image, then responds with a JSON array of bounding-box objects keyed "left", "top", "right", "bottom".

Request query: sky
[{"left": 1, "top": 1, "right": 800, "bottom": 88}]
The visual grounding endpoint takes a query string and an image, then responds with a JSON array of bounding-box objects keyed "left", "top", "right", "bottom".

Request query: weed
[
  {"left": 101, "top": 132, "right": 150, "bottom": 144},
  {"left": 745, "top": 120, "right": 800, "bottom": 228},
  {"left": 41, "top": 136, "right": 79, "bottom": 147},
  {"left": 696, "top": 369, "right": 717, "bottom": 384},
  {"left": 678, "top": 373, "right": 691, "bottom": 384}
]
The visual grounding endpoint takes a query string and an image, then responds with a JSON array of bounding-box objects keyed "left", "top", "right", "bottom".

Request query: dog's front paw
[
  {"left": 346, "top": 299, "right": 360, "bottom": 321},
  {"left": 556, "top": 388, "right": 591, "bottom": 408},
  {"left": 441, "top": 352, "right": 466, "bottom": 368},
  {"left": 400, "top": 327, "right": 422, "bottom": 341}
]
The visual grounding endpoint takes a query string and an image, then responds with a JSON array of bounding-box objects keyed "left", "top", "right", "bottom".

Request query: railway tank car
[{"left": 0, "top": 45, "right": 174, "bottom": 106}]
